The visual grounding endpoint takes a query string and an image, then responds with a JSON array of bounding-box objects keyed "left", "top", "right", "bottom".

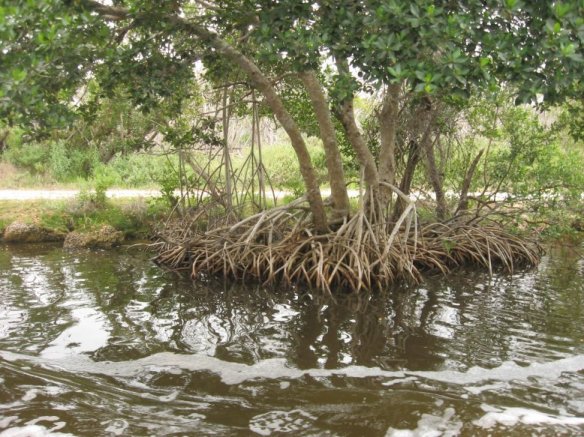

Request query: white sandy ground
[
  {"left": 0, "top": 188, "right": 358, "bottom": 201},
  {"left": 0, "top": 189, "right": 161, "bottom": 200},
  {"left": 0, "top": 188, "right": 525, "bottom": 203}
]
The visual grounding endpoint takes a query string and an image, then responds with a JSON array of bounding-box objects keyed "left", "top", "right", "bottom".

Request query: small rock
[
  {"left": 63, "top": 225, "right": 124, "bottom": 249},
  {"left": 2, "top": 221, "right": 64, "bottom": 243}
]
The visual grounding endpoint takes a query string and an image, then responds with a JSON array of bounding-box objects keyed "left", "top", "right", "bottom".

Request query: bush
[
  {"left": 5, "top": 138, "right": 50, "bottom": 174},
  {"left": 257, "top": 141, "right": 328, "bottom": 195}
]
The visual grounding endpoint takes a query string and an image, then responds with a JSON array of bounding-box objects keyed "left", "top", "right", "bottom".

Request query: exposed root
[
  {"left": 153, "top": 190, "right": 542, "bottom": 293},
  {"left": 417, "top": 222, "right": 542, "bottom": 273}
]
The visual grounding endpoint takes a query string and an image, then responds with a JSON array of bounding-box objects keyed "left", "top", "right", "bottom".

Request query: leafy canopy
[{"left": 1, "top": 0, "right": 583, "bottom": 130}]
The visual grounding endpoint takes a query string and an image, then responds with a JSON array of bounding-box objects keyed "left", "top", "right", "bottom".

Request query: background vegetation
[{"left": 1, "top": 90, "right": 582, "bottom": 239}]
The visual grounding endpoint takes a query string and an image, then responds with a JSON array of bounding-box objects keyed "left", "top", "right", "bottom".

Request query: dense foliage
[{"left": 1, "top": 0, "right": 583, "bottom": 234}]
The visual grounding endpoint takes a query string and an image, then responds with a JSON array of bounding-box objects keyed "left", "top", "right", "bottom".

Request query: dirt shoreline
[{"left": 0, "top": 192, "right": 158, "bottom": 246}]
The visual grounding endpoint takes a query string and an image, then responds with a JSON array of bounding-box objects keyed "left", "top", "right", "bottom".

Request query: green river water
[{"left": 0, "top": 242, "right": 583, "bottom": 436}]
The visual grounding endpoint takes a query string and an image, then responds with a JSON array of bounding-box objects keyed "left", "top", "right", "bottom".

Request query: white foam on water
[
  {"left": 474, "top": 405, "right": 584, "bottom": 428},
  {"left": 382, "top": 376, "right": 417, "bottom": 387},
  {"left": 21, "top": 390, "right": 38, "bottom": 402},
  {"left": 249, "top": 409, "right": 317, "bottom": 435},
  {"left": 0, "top": 417, "right": 18, "bottom": 429},
  {"left": 414, "top": 356, "right": 584, "bottom": 385},
  {"left": 1, "top": 349, "right": 583, "bottom": 388},
  {"left": 24, "top": 418, "right": 62, "bottom": 430},
  {"left": 102, "top": 419, "right": 129, "bottom": 436},
  {"left": 0, "top": 425, "right": 74, "bottom": 437},
  {"left": 464, "top": 381, "right": 509, "bottom": 395},
  {"left": 385, "top": 407, "right": 462, "bottom": 437}
]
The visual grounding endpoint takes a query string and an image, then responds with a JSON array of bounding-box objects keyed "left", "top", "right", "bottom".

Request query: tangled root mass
[{"left": 153, "top": 192, "right": 542, "bottom": 294}]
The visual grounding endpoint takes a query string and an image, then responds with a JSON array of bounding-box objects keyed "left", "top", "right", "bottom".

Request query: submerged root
[{"left": 153, "top": 195, "right": 542, "bottom": 293}]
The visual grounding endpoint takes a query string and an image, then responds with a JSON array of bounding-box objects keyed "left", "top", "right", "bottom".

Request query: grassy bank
[{"left": 0, "top": 195, "right": 167, "bottom": 243}]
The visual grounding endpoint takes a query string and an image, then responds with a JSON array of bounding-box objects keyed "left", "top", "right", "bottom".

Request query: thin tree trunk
[
  {"left": 299, "top": 70, "right": 350, "bottom": 219},
  {"left": 254, "top": 95, "right": 267, "bottom": 210},
  {"left": 222, "top": 88, "right": 233, "bottom": 212},
  {"left": 336, "top": 100, "right": 380, "bottom": 189},
  {"left": 423, "top": 128, "right": 447, "bottom": 221},
  {"left": 393, "top": 140, "right": 421, "bottom": 220},
  {"left": 0, "top": 130, "right": 8, "bottom": 154},
  {"left": 378, "top": 83, "right": 401, "bottom": 205},
  {"left": 455, "top": 149, "right": 484, "bottom": 215},
  {"left": 181, "top": 152, "right": 225, "bottom": 207},
  {"left": 335, "top": 59, "right": 379, "bottom": 191}
]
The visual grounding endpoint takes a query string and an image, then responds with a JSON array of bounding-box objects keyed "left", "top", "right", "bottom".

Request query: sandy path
[
  {"left": 0, "top": 188, "right": 369, "bottom": 201},
  {"left": 0, "top": 189, "right": 161, "bottom": 201}
]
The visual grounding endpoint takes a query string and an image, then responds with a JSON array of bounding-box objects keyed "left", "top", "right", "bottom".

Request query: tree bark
[
  {"left": 422, "top": 124, "right": 447, "bottom": 221},
  {"left": 81, "top": 0, "right": 329, "bottom": 232},
  {"left": 455, "top": 149, "right": 484, "bottom": 215},
  {"left": 378, "top": 84, "right": 401, "bottom": 203},
  {"left": 393, "top": 140, "right": 422, "bottom": 220},
  {"left": 334, "top": 59, "right": 379, "bottom": 191},
  {"left": 222, "top": 88, "right": 233, "bottom": 212},
  {"left": 299, "top": 70, "right": 350, "bottom": 219}
]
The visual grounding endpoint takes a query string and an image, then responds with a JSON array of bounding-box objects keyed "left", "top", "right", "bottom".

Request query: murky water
[{"left": 0, "top": 242, "right": 583, "bottom": 436}]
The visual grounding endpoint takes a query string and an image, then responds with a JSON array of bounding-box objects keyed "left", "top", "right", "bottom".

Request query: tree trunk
[
  {"left": 422, "top": 124, "right": 447, "bottom": 221},
  {"left": 336, "top": 100, "right": 380, "bottom": 188},
  {"left": 334, "top": 60, "right": 379, "bottom": 191},
  {"left": 0, "top": 130, "right": 8, "bottom": 154},
  {"left": 378, "top": 84, "right": 401, "bottom": 205},
  {"left": 222, "top": 88, "right": 233, "bottom": 212},
  {"left": 299, "top": 70, "right": 350, "bottom": 220},
  {"left": 455, "top": 149, "right": 484, "bottom": 215},
  {"left": 393, "top": 140, "right": 421, "bottom": 220}
]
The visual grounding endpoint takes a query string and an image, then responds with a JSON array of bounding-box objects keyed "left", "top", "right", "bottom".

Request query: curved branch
[{"left": 80, "top": 0, "right": 329, "bottom": 232}]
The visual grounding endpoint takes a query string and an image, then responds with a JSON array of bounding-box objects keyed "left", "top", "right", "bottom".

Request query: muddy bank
[
  {"left": 2, "top": 222, "right": 65, "bottom": 243},
  {"left": 0, "top": 197, "right": 161, "bottom": 247},
  {"left": 2, "top": 221, "right": 127, "bottom": 248}
]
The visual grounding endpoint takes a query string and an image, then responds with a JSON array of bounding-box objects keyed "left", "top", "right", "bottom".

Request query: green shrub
[
  {"left": 5, "top": 140, "right": 50, "bottom": 174},
  {"left": 257, "top": 141, "right": 328, "bottom": 194}
]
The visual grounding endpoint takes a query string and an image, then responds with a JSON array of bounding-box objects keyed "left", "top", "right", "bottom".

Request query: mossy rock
[
  {"left": 63, "top": 225, "right": 124, "bottom": 249},
  {"left": 2, "top": 221, "right": 65, "bottom": 243}
]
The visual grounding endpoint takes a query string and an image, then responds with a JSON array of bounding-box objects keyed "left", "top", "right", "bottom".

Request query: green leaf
[
  {"left": 415, "top": 70, "right": 426, "bottom": 82},
  {"left": 561, "top": 43, "right": 576, "bottom": 56},
  {"left": 11, "top": 69, "right": 27, "bottom": 82},
  {"left": 554, "top": 2, "right": 572, "bottom": 18},
  {"left": 414, "top": 82, "right": 425, "bottom": 93},
  {"left": 410, "top": 4, "right": 420, "bottom": 18}
]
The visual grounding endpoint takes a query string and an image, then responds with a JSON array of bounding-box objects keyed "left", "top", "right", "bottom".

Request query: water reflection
[
  {"left": 0, "top": 242, "right": 583, "bottom": 435},
  {"left": 1, "top": 243, "right": 583, "bottom": 371}
]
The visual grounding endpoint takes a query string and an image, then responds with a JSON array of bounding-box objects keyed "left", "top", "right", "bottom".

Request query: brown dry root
[
  {"left": 415, "top": 222, "right": 543, "bottom": 275},
  {"left": 153, "top": 193, "right": 542, "bottom": 293}
]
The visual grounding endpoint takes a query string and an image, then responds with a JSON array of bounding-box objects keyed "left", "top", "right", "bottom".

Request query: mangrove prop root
[{"left": 153, "top": 196, "right": 542, "bottom": 293}]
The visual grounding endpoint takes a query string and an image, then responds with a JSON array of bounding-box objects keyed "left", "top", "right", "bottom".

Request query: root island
[{"left": 153, "top": 188, "right": 542, "bottom": 294}]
